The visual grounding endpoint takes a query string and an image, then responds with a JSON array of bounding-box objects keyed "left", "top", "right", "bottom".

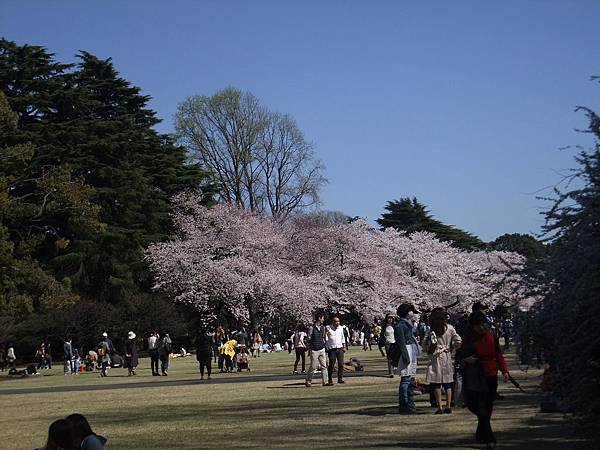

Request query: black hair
[
  {"left": 396, "top": 303, "right": 414, "bottom": 318},
  {"left": 65, "top": 413, "right": 94, "bottom": 440},
  {"left": 46, "top": 419, "right": 73, "bottom": 450},
  {"left": 314, "top": 311, "right": 325, "bottom": 321},
  {"left": 428, "top": 307, "right": 447, "bottom": 336}
]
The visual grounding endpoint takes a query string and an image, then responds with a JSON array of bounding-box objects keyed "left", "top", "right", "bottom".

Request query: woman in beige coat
[{"left": 422, "top": 307, "right": 462, "bottom": 414}]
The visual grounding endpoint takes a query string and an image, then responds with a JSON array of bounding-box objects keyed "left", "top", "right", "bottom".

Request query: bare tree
[{"left": 175, "top": 87, "right": 326, "bottom": 219}]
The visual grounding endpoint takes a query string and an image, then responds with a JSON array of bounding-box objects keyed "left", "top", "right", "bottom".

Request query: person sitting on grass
[
  {"left": 65, "top": 413, "right": 107, "bottom": 450},
  {"left": 235, "top": 345, "right": 251, "bottom": 372},
  {"left": 36, "top": 418, "right": 72, "bottom": 450}
]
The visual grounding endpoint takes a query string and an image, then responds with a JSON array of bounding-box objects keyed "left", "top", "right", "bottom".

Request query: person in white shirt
[
  {"left": 148, "top": 332, "right": 159, "bottom": 376},
  {"left": 325, "top": 315, "right": 347, "bottom": 385},
  {"left": 384, "top": 314, "right": 397, "bottom": 378}
]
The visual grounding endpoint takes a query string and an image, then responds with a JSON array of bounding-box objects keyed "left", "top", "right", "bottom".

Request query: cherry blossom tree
[{"left": 145, "top": 194, "right": 527, "bottom": 325}]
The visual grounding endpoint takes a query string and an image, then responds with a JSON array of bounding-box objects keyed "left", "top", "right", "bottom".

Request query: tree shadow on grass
[{"left": 266, "top": 382, "right": 307, "bottom": 388}]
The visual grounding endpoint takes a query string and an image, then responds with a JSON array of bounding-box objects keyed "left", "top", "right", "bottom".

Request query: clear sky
[{"left": 2, "top": 1, "right": 599, "bottom": 241}]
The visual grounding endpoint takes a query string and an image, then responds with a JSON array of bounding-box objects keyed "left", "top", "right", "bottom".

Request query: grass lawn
[{"left": 0, "top": 348, "right": 592, "bottom": 449}]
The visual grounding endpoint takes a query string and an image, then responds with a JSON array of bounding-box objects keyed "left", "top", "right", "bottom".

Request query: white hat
[
  {"left": 102, "top": 332, "right": 108, "bottom": 337},
  {"left": 128, "top": 331, "right": 136, "bottom": 339}
]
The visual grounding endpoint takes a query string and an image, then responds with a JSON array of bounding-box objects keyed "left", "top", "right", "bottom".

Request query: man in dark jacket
[
  {"left": 305, "top": 312, "right": 328, "bottom": 387},
  {"left": 394, "top": 303, "right": 419, "bottom": 413}
]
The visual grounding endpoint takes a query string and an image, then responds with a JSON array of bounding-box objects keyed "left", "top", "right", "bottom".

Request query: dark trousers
[
  {"left": 198, "top": 357, "right": 211, "bottom": 377},
  {"left": 466, "top": 376, "right": 498, "bottom": 444},
  {"left": 149, "top": 349, "right": 159, "bottom": 374},
  {"left": 294, "top": 348, "right": 306, "bottom": 372},
  {"left": 327, "top": 348, "right": 344, "bottom": 382},
  {"left": 287, "top": 340, "right": 293, "bottom": 354}
]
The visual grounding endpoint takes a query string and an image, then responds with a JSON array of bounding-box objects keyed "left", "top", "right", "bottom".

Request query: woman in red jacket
[{"left": 460, "top": 311, "right": 509, "bottom": 449}]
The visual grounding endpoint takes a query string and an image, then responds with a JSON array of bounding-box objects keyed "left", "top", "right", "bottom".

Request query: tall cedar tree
[
  {"left": 0, "top": 91, "right": 91, "bottom": 320},
  {"left": 377, "top": 197, "right": 485, "bottom": 250},
  {"left": 0, "top": 39, "right": 213, "bottom": 304},
  {"left": 537, "top": 96, "right": 600, "bottom": 425}
]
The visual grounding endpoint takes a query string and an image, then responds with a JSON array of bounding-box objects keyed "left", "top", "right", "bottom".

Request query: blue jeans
[
  {"left": 399, "top": 376, "right": 415, "bottom": 412},
  {"left": 160, "top": 354, "right": 169, "bottom": 373}
]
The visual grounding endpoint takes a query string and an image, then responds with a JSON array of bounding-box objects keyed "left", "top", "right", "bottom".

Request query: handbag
[{"left": 387, "top": 343, "right": 401, "bottom": 366}]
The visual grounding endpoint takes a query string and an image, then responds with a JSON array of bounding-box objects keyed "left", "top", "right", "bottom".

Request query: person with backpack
[
  {"left": 292, "top": 324, "right": 307, "bottom": 374},
  {"left": 158, "top": 333, "right": 172, "bottom": 376},
  {"left": 305, "top": 312, "right": 328, "bottom": 387},
  {"left": 325, "top": 314, "right": 348, "bottom": 386},
  {"left": 148, "top": 332, "right": 160, "bottom": 376},
  {"left": 96, "top": 336, "right": 111, "bottom": 377},
  {"left": 63, "top": 337, "right": 75, "bottom": 375}
]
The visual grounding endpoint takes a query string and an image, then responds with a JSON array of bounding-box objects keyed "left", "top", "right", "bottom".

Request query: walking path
[{"left": 0, "top": 369, "right": 388, "bottom": 395}]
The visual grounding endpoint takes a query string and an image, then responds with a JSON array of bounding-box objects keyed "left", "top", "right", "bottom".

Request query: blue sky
[{"left": 2, "top": 1, "right": 599, "bottom": 241}]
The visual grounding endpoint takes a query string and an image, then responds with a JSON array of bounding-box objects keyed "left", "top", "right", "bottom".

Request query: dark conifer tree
[{"left": 377, "top": 197, "right": 485, "bottom": 250}]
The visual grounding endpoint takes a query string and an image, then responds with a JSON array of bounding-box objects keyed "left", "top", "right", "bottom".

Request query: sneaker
[
  {"left": 337, "top": 380, "right": 345, "bottom": 384},
  {"left": 325, "top": 382, "right": 334, "bottom": 386},
  {"left": 443, "top": 407, "right": 452, "bottom": 414},
  {"left": 305, "top": 381, "right": 312, "bottom": 387},
  {"left": 300, "top": 370, "right": 306, "bottom": 374},
  {"left": 435, "top": 408, "right": 444, "bottom": 415},
  {"left": 293, "top": 370, "right": 298, "bottom": 374}
]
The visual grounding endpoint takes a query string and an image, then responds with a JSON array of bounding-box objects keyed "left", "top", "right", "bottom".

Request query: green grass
[{"left": 0, "top": 349, "right": 592, "bottom": 449}]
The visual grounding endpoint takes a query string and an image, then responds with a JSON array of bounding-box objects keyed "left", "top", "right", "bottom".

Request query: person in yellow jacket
[{"left": 220, "top": 339, "right": 237, "bottom": 372}]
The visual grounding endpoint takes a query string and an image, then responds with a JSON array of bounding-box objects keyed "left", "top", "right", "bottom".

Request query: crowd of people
[{"left": 5, "top": 301, "right": 511, "bottom": 449}]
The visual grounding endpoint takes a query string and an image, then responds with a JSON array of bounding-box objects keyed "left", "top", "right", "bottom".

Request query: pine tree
[{"left": 377, "top": 197, "right": 485, "bottom": 250}]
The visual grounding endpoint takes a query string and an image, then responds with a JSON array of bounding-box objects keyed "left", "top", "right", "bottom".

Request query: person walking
[
  {"left": 102, "top": 332, "right": 114, "bottom": 355},
  {"left": 325, "top": 314, "right": 347, "bottom": 386},
  {"left": 292, "top": 324, "right": 307, "bottom": 374},
  {"left": 97, "top": 335, "right": 111, "bottom": 377},
  {"left": 383, "top": 314, "right": 397, "bottom": 377},
  {"left": 422, "top": 307, "right": 462, "bottom": 414},
  {"left": 63, "top": 337, "right": 75, "bottom": 375},
  {"left": 148, "top": 332, "right": 160, "bottom": 376},
  {"left": 285, "top": 329, "right": 294, "bottom": 354},
  {"left": 158, "top": 333, "right": 172, "bottom": 376},
  {"left": 196, "top": 328, "right": 213, "bottom": 380},
  {"left": 458, "top": 311, "right": 510, "bottom": 449},
  {"left": 305, "top": 312, "right": 328, "bottom": 387},
  {"left": 125, "top": 331, "right": 138, "bottom": 376},
  {"left": 394, "top": 303, "right": 420, "bottom": 414}
]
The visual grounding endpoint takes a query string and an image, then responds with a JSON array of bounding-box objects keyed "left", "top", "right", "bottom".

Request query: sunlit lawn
[{"left": 0, "top": 349, "right": 592, "bottom": 449}]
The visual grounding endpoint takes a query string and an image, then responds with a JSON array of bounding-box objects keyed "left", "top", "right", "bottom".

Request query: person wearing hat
[
  {"left": 102, "top": 332, "right": 115, "bottom": 356},
  {"left": 394, "top": 303, "right": 420, "bottom": 413},
  {"left": 96, "top": 335, "right": 111, "bottom": 377},
  {"left": 125, "top": 331, "right": 138, "bottom": 376}
]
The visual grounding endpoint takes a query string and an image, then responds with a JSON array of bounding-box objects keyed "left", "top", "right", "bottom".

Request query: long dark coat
[{"left": 125, "top": 339, "right": 139, "bottom": 368}]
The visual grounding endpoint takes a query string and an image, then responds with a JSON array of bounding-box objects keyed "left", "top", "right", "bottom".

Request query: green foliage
[
  {"left": 489, "top": 233, "right": 547, "bottom": 263},
  {"left": 0, "top": 39, "right": 215, "bottom": 307},
  {"left": 0, "top": 91, "right": 81, "bottom": 319},
  {"left": 535, "top": 91, "right": 600, "bottom": 424},
  {"left": 377, "top": 196, "right": 485, "bottom": 250}
]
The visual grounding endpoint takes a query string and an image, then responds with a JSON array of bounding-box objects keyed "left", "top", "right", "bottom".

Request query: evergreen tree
[
  {"left": 489, "top": 233, "right": 546, "bottom": 263},
  {"left": 536, "top": 97, "right": 600, "bottom": 425},
  {"left": 377, "top": 197, "right": 485, "bottom": 250},
  {"left": 0, "top": 91, "right": 97, "bottom": 319},
  {"left": 0, "top": 39, "right": 214, "bottom": 304}
]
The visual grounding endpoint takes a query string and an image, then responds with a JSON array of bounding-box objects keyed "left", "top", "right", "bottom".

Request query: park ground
[{"left": 0, "top": 348, "right": 593, "bottom": 449}]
